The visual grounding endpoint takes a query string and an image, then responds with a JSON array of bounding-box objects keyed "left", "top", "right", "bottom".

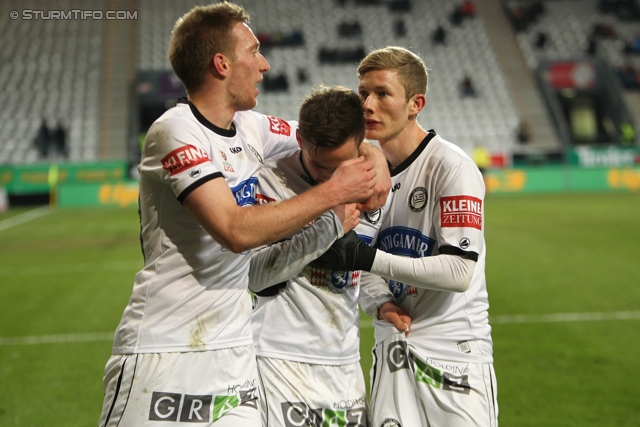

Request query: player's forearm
[
  {"left": 359, "top": 271, "right": 396, "bottom": 317},
  {"left": 249, "top": 210, "right": 343, "bottom": 291},
  {"left": 222, "top": 181, "right": 346, "bottom": 252},
  {"left": 370, "top": 252, "right": 475, "bottom": 292}
]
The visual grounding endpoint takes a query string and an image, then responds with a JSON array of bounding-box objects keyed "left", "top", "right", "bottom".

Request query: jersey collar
[
  {"left": 177, "top": 97, "right": 236, "bottom": 137},
  {"left": 389, "top": 130, "right": 436, "bottom": 177}
]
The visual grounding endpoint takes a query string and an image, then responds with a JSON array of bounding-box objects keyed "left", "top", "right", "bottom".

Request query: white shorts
[
  {"left": 98, "top": 345, "right": 261, "bottom": 427},
  {"left": 369, "top": 330, "right": 498, "bottom": 427},
  {"left": 257, "top": 356, "right": 368, "bottom": 427}
]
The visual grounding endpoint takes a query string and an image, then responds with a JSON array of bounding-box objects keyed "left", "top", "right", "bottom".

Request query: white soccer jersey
[
  {"left": 112, "top": 99, "right": 298, "bottom": 354},
  {"left": 251, "top": 152, "right": 385, "bottom": 365},
  {"left": 375, "top": 130, "right": 494, "bottom": 364}
]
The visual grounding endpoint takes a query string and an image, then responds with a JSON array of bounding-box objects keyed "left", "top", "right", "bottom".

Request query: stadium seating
[
  {"left": 0, "top": 0, "right": 106, "bottom": 163},
  {"left": 137, "top": 0, "right": 520, "bottom": 155},
  {"left": 13, "top": 0, "right": 624, "bottom": 164}
]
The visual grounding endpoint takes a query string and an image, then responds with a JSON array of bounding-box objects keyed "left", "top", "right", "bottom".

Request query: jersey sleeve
[
  {"left": 248, "top": 164, "right": 343, "bottom": 292},
  {"left": 254, "top": 113, "right": 300, "bottom": 162},
  {"left": 358, "top": 272, "right": 395, "bottom": 317},
  {"left": 432, "top": 158, "right": 485, "bottom": 260},
  {"left": 141, "top": 116, "right": 223, "bottom": 203}
]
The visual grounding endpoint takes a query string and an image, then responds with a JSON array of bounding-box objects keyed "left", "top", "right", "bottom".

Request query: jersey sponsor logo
[
  {"left": 247, "top": 144, "right": 263, "bottom": 163},
  {"left": 376, "top": 227, "right": 435, "bottom": 258},
  {"left": 459, "top": 237, "right": 470, "bottom": 249},
  {"left": 161, "top": 145, "right": 209, "bottom": 176},
  {"left": 281, "top": 401, "right": 366, "bottom": 427},
  {"left": 408, "top": 187, "right": 427, "bottom": 212},
  {"left": 149, "top": 387, "right": 258, "bottom": 423},
  {"left": 440, "top": 195, "right": 482, "bottom": 230},
  {"left": 364, "top": 208, "right": 381, "bottom": 224},
  {"left": 230, "top": 147, "right": 242, "bottom": 154},
  {"left": 267, "top": 115, "right": 291, "bottom": 136},
  {"left": 413, "top": 356, "right": 471, "bottom": 394},
  {"left": 149, "top": 391, "right": 212, "bottom": 422},
  {"left": 387, "top": 340, "right": 411, "bottom": 373},
  {"left": 230, "top": 177, "right": 260, "bottom": 207}
]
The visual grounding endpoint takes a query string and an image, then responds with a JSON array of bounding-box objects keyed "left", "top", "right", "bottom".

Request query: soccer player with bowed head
[
  {"left": 97, "top": 3, "right": 390, "bottom": 426},
  {"left": 248, "top": 85, "right": 410, "bottom": 427},
  {"left": 314, "top": 46, "right": 498, "bottom": 426}
]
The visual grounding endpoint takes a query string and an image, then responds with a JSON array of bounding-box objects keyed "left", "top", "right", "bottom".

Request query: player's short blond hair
[
  {"left": 357, "top": 46, "right": 428, "bottom": 101},
  {"left": 168, "top": 2, "right": 249, "bottom": 94}
]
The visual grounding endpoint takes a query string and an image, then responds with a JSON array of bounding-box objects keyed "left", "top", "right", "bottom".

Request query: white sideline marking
[
  {"left": 358, "top": 310, "right": 640, "bottom": 329},
  {"left": 0, "top": 206, "right": 51, "bottom": 232},
  {"left": 2, "top": 311, "right": 640, "bottom": 346}
]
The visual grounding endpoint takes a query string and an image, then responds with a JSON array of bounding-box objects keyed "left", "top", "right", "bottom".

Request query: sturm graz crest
[
  {"left": 365, "top": 208, "right": 381, "bottom": 224},
  {"left": 408, "top": 187, "right": 427, "bottom": 212},
  {"left": 381, "top": 419, "right": 401, "bottom": 427}
]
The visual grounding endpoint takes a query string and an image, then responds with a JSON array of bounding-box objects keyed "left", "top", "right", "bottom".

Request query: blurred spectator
[
  {"left": 623, "top": 33, "right": 640, "bottom": 53},
  {"left": 394, "top": 19, "right": 407, "bottom": 37},
  {"left": 450, "top": 6, "right": 464, "bottom": 26},
  {"left": 338, "top": 19, "right": 362, "bottom": 38},
  {"left": 586, "top": 36, "right": 598, "bottom": 56},
  {"left": 34, "top": 118, "right": 51, "bottom": 158},
  {"left": 318, "top": 46, "right": 366, "bottom": 64},
  {"left": 297, "top": 67, "right": 309, "bottom": 84},
  {"left": 461, "top": 0, "right": 476, "bottom": 17},
  {"left": 472, "top": 143, "right": 491, "bottom": 175},
  {"left": 617, "top": 62, "right": 640, "bottom": 88},
  {"left": 432, "top": 25, "right": 446, "bottom": 45},
  {"left": 534, "top": 31, "right": 548, "bottom": 49},
  {"left": 460, "top": 75, "right": 477, "bottom": 97},
  {"left": 263, "top": 73, "right": 289, "bottom": 92},
  {"left": 507, "top": 1, "right": 545, "bottom": 32},
  {"left": 620, "top": 122, "right": 636, "bottom": 145},
  {"left": 389, "top": 0, "right": 411, "bottom": 12},
  {"left": 516, "top": 120, "right": 532, "bottom": 144},
  {"left": 53, "top": 121, "right": 68, "bottom": 158},
  {"left": 592, "top": 23, "right": 616, "bottom": 38}
]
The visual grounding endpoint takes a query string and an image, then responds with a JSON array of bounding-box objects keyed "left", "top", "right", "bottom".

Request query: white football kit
[
  {"left": 368, "top": 131, "right": 498, "bottom": 427},
  {"left": 99, "top": 99, "right": 300, "bottom": 427},
  {"left": 250, "top": 151, "right": 394, "bottom": 427}
]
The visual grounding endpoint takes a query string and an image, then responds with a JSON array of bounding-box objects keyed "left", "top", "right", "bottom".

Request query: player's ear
[
  {"left": 211, "top": 53, "right": 230, "bottom": 78},
  {"left": 409, "top": 94, "right": 426, "bottom": 117}
]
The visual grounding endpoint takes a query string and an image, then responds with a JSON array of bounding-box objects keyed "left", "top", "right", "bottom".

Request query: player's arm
[
  {"left": 310, "top": 232, "right": 475, "bottom": 292},
  {"left": 184, "top": 157, "right": 375, "bottom": 253},
  {"left": 359, "top": 272, "right": 411, "bottom": 334},
  {"left": 359, "top": 142, "right": 391, "bottom": 211},
  {"left": 249, "top": 210, "right": 342, "bottom": 294}
]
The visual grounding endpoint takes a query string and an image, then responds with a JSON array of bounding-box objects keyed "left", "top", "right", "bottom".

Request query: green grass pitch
[{"left": 0, "top": 192, "right": 639, "bottom": 426}]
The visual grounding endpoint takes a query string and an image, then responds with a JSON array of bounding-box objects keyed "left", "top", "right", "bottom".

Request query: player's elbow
[{"left": 452, "top": 276, "right": 472, "bottom": 292}]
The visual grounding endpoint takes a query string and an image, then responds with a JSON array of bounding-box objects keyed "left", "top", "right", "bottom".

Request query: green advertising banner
[
  {"left": 568, "top": 146, "right": 640, "bottom": 168},
  {"left": 0, "top": 162, "right": 128, "bottom": 194},
  {"left": 58, "top": 182, "right": 139, "bottom": 208},
  {"left": 486, "top": 166, "right": 640, "bottom": 194}
]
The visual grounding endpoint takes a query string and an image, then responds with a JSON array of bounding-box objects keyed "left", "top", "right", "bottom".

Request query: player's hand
[
  {"left": 378, "top": 302, "right": 411, "bottom": 337},
  {"left": 329, "top": 157, "right": 376, "bottom": 205},
  {"left": 310, "top": 230, "right": 377, "bottom": 271},
  {"left": 358, "top": 143, "right": 391, "bottom": 211},
  {"left": 332, "top": 203, "right": 360, "bottom": 234}
]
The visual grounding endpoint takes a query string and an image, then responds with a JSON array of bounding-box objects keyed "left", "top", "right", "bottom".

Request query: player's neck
[
  {"left": 188, "top": 87, "right": 236, "bottom": 131},
  {"left": 379, "top": 123, "right": 427, "bottom": 168}
]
